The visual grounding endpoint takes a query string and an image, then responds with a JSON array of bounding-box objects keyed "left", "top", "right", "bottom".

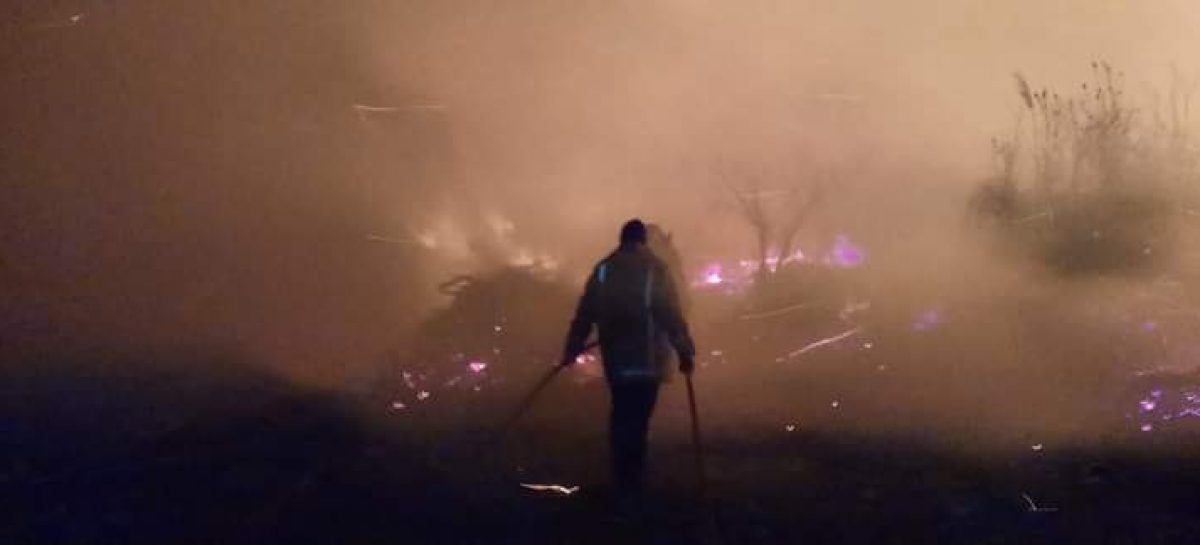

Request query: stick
[
  {"left": 430, "top": 343, "right": 599, "bottom": 473},
  {"left": 685, "top": 373, "right": 707, "bottom": 496},
  {"left": 496, "top": 341, "right": 600, "bottom": 435},
  {"left": 496, "top": 365, "right": 564, "bottom": 436},
  {"left": 430, "top": 363, "right": 564, "bottom": 472},
  {"left": 686, "top": 373, "right": 725, "bottom": 545}
]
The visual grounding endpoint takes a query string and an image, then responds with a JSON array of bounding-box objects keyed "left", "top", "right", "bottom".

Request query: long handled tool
[
  {"left": 496, "top": 341, "right": 599, "bottom": 436},
  {"left": 686, "top": 373, "right": 726, "bottom": 545},
  {"left": 685, "top": 373, "right": 707, "bottom": 495},
  {"left": 431, "top": 343, "right": 597, "bottom": 472},
  {"left": 496, "top": 364, "right": 565, "bottom": 436}
]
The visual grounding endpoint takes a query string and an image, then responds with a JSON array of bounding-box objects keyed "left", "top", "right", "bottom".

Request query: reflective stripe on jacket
[{"left": 564, "top": 244, "right": 695, "bottom": 382}]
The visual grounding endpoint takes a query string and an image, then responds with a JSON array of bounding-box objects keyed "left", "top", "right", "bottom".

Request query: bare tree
[
  {"left": 723, "top": 163, "right": 826, "bottom": 280},
  {"left": 729, "top": 180, "right": 773, "bottom": 275},
  {"left": 776, "top": 175, "right": 826, "bottom": 264}
]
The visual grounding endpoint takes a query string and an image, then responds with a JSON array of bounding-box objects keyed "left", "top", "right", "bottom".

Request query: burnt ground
[{"left": 5, "top": 338, "right": 1200, "bottom": 545}]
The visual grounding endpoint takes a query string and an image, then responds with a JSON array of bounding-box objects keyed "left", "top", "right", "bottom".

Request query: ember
[
  {"left": 784, "top": 328, "right": 862, "bottom": 360},
  {"left": 519, "top": 483, "right": 580, "bottom": 496}
]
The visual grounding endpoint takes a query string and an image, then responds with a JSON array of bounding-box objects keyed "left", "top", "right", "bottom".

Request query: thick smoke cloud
[
  {"left": 3, "top": 0, "right": 1198, "bottom": 396},
  {"left": 360, "top": 0, "right": 1200, "bottom": 269}
]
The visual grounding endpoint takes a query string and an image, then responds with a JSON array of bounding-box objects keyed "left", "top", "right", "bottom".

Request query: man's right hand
[{"left": 679, "top": 355, "right": 695, "bottom": 375}]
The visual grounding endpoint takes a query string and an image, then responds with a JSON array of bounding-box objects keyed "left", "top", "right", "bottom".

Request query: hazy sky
[
  {"left": 3, "top": 0, "right": 1197, "bottom": 384},
  {"left": 359, "top": 0, "right": 1199, "bottom": 262},
  {"left": 366, "top": 0, "right": 1199, "bottom": 175}
]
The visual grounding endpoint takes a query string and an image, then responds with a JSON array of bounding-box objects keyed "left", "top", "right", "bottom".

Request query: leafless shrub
[
  {"left": 973, "top": 63, "right": 1199, "bottom": 275},
  {"left": 722, "top": 162, "right": 825, "bottom": 279}
]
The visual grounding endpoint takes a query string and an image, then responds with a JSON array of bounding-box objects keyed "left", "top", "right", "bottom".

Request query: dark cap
[{"left": 619, "top": 219, "right": 647, "bottom": 245}]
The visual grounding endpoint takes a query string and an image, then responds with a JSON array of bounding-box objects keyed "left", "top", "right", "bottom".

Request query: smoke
[
  {"left": 4, "top": 0, "right": 1200, "bottom": 450},
  {"left": 356, "top": 0, "right": 1200, "bottom": 272}
]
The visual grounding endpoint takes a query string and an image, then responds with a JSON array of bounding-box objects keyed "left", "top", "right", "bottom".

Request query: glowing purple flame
[
  {"left": 1130, "top": 384, "right": 1200, "bottom": 432},
  {"left": 913, "top": 309, "right": 943, "bottom": 331},
  {"left": 574, "top": 353, "right": 597, "bottom": 365},
  {"left": 468, "top": 360, "right": 488, "bottom": 373},
  {"left": 831, "top": 235, "right": 865, "bottom": 268},
  {"left": 703, "top": 264, "right": 724, "bottom": 285}
]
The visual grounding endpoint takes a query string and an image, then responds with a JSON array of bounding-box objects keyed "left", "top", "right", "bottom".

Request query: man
[{"left": 561, "top": 219, "right": 696, "bottom": 495}]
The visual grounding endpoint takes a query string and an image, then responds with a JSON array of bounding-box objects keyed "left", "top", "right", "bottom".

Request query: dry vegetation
[{"left": 972, "top": 63, "right": 1200, "bottom": 275}]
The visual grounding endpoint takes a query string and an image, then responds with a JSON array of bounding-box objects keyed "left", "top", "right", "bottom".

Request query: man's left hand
[{"left": 679, "top": 355, "right": 695, "bottom": 375}]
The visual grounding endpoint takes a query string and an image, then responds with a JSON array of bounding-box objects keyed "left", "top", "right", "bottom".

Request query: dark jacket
[{"left": 564, "top": 244, "right": 695, "bottom": 382}]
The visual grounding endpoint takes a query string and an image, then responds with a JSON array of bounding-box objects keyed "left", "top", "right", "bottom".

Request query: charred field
[
  {"left": 7, "top": 2, "right": 1200, "bottom": 544},
  {"left": 7, "top": 256, "right": 1200, "bottom": 544}
]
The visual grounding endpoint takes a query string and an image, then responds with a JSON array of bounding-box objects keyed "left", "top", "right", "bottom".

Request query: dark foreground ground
[{"left": 5, "top": 345, "right": 1200, "bottom": 545}]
